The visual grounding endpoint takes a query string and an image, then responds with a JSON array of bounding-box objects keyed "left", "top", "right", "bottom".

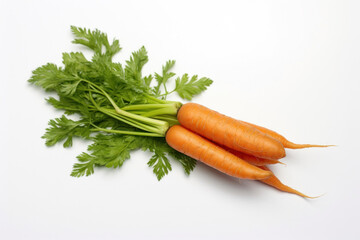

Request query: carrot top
[{"left": 29, "top": 26, "right": 212, "bottom": 180}]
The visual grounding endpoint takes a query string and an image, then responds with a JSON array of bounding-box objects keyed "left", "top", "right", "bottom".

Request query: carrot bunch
[
  {"left": 30, "top": 26, "right": 331, "bottom": 198},
  {"left": 166, "top": 103, "right": 331, "bottom": 198}
]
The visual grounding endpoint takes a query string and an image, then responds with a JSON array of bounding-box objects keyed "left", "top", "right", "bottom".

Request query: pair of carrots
[{"left": 166, "top": 103, "right": 330, "bottom": 198}]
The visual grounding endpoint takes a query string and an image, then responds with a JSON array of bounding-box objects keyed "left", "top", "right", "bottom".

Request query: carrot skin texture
[
  {"left": 258, "top": 166, "right": 314, "bottom": 198},
  {"left": 177, "top": 103, "right": 286, "bottom": 160},
  {"left": 223, "top": 146, "right": 283, "bottom": 166},
  {"left": 241, "top": 121, "right": 332, "bottom": 149},
  {"left": 166, "top": 125, "right": 273, "bottom": 180}
]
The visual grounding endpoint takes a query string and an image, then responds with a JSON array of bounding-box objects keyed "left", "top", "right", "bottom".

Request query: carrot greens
[{"left": 29, "top": 26, "right": 212, "bottom": 180}]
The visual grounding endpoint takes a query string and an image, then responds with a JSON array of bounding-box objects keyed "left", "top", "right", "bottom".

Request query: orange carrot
[
  {"left": 166, "top": 125, "right": 273, "bottom": 180},
  {"left": 258, "top": 166, "right": 315, "bottom": 198},
  {"left": 223, "top": 147, "right": 284, "bottom": 166},
  {"left": 241, "top": 121, "right": 332, "bottom": 149},
  {"left": 177, "top": 103, "right": 286, "bottom": 160}
]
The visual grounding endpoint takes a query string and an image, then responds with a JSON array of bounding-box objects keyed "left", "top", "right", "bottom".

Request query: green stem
[
  {"left": 145, "top": 95, "right": 182, "bottom": 107},
  {"left": 82, "top": 80, "right": 176, "bottom": 136},
  {"left": 121, "top": 110, "right": 148, "bottom": 115},
  {"left": 110, "top": 108, "right": 167, "bottom": 127},
  {"left": 77, "top": 77, "right": 122, "bottom": 112},
  {"left": 153, "top": 115, "right": 178, "bottom": 121},
  {"left": 88, "top": 84, "right": 121, "bottom": 112},
  {"left": 163, "top": 83, "right": 168, "bottom": 97},
  {"left": 121, "top": 104, "right": 176, "bottom": 111},
  {"left": 140, "top": 107, "right": 178, "bottom": 117},
  {"left": 101, "top": 108, "right": 166, "bottom": 134},
  {"left": 90, "top": 126, "right": 163, "bottom": 137},
  {"left": 77, "top": 86, "right": 103, "bottom": 95},
  {"left": 153, "top": 116, "right": 179, "bottom": 126},
  {"left": 121, "top": 103, "right": 180, "bottom": 117},
  {"left": 158, "top": 90, "right": 176, "bottom": 97},
  {"left": 87, "top": 87, "right": 169, "bottom": 135}
]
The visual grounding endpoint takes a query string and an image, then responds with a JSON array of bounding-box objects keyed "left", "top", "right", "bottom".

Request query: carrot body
[
  {"left": 166, "top": 125, "right": 273, "bottom": 180},
  {"left": 258, "top": 166, "right": 314, "bottom": 198},
  {"left": 241, "top": 121, "right": 332, "bottom": 149},
  {"left": 223, "top": 147, "right": 283, "bottom": 166},
  {"left": 177, "top": 103, "right": 286, "bottom": 160}
]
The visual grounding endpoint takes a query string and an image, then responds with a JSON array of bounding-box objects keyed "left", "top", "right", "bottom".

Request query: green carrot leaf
[
  {"left": 125, "top": 46, "right": 149, "bottom": 84},
  {"left": 42, "top": 115, "right": 90, "bottom": 148},
  {"left": 29, "top": 63, "right": 69, "bottom": 91},
  {"left": 70, "top": 26, "right": 121, "bottom": 58},
  {"left": 154, "top": 60, "right": 176, "bottom": 96},
  {"left": 175, "top": 74, "right": 213, "bottom": 100},
  {"left": 62, "top": 52, "right": 89, "bottom": 74},
  {"left": 46, "top": 96, "right": 91, "bottom": 116},
  {"left": 73, "top": 134, "right": 147, "bottom": 171},
  {"left": 71, "top": 153, "right": 95, "bottom": 177},
  {"left": 147, "top": 152, "right": 172, "bottom": 181},
  {"left": 168, "top": 150, "right": 197, "bottom": 175},
  {"left": 59, "top": 80, "right": 81, "bottom": 96}
]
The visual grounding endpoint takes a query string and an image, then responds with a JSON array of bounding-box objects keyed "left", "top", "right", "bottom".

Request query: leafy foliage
[
  {"left": 70, "top": 134, "right": 194, "bottom": 180},
  {"left": 71, "top": 26, "right": 121, "bottom": 58},
  {"left": 175, "top": 74, "right": 213, "bottom": 100},
  {"left": 29, "top": 26, "right": 212, "bottom": 180},
  {"left": 42, "top": 115, "right": 90, "bottom": 148},
  {"left": 154, "top": 60, "right": 176, "bottom": 96}
]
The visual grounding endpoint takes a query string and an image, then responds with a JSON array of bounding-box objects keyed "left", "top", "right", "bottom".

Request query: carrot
[
  {"left": 223, "top": 146, "right": 284, "bottom": 166},
  {"left": 177, "top": 103, "right": 286, "bottom": 160},
  {"left": 241, "top": 121, "right": 332, "bottom": 149},
  {"left": 258, "top": 166, "right": 316, "bottom": 198},
  {"left": 166, "top": 125, "right": 273, "bottom": 180}
]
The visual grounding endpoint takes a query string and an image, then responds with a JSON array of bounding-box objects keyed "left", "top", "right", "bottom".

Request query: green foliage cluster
[{"left": 29, "top": 26, "right": 212, "bottom": 180}]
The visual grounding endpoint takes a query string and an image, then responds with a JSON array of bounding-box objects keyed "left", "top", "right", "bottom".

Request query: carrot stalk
[
  {"left": 166, "top": 125, "right": 273, "bottom": 180},
  {"left": 241, "top": 121, "right": 333, "bottom": 149},
  {"left": 177, "top": 103, "right": 286, "bottom": 160},
  {"left": 258, "top": 166, "right": 317, "bottom": 198}
]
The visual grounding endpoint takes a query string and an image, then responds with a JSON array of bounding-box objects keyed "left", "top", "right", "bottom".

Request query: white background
[{"left": 1, "top": 0, "right": 359, "bottom": 239}]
